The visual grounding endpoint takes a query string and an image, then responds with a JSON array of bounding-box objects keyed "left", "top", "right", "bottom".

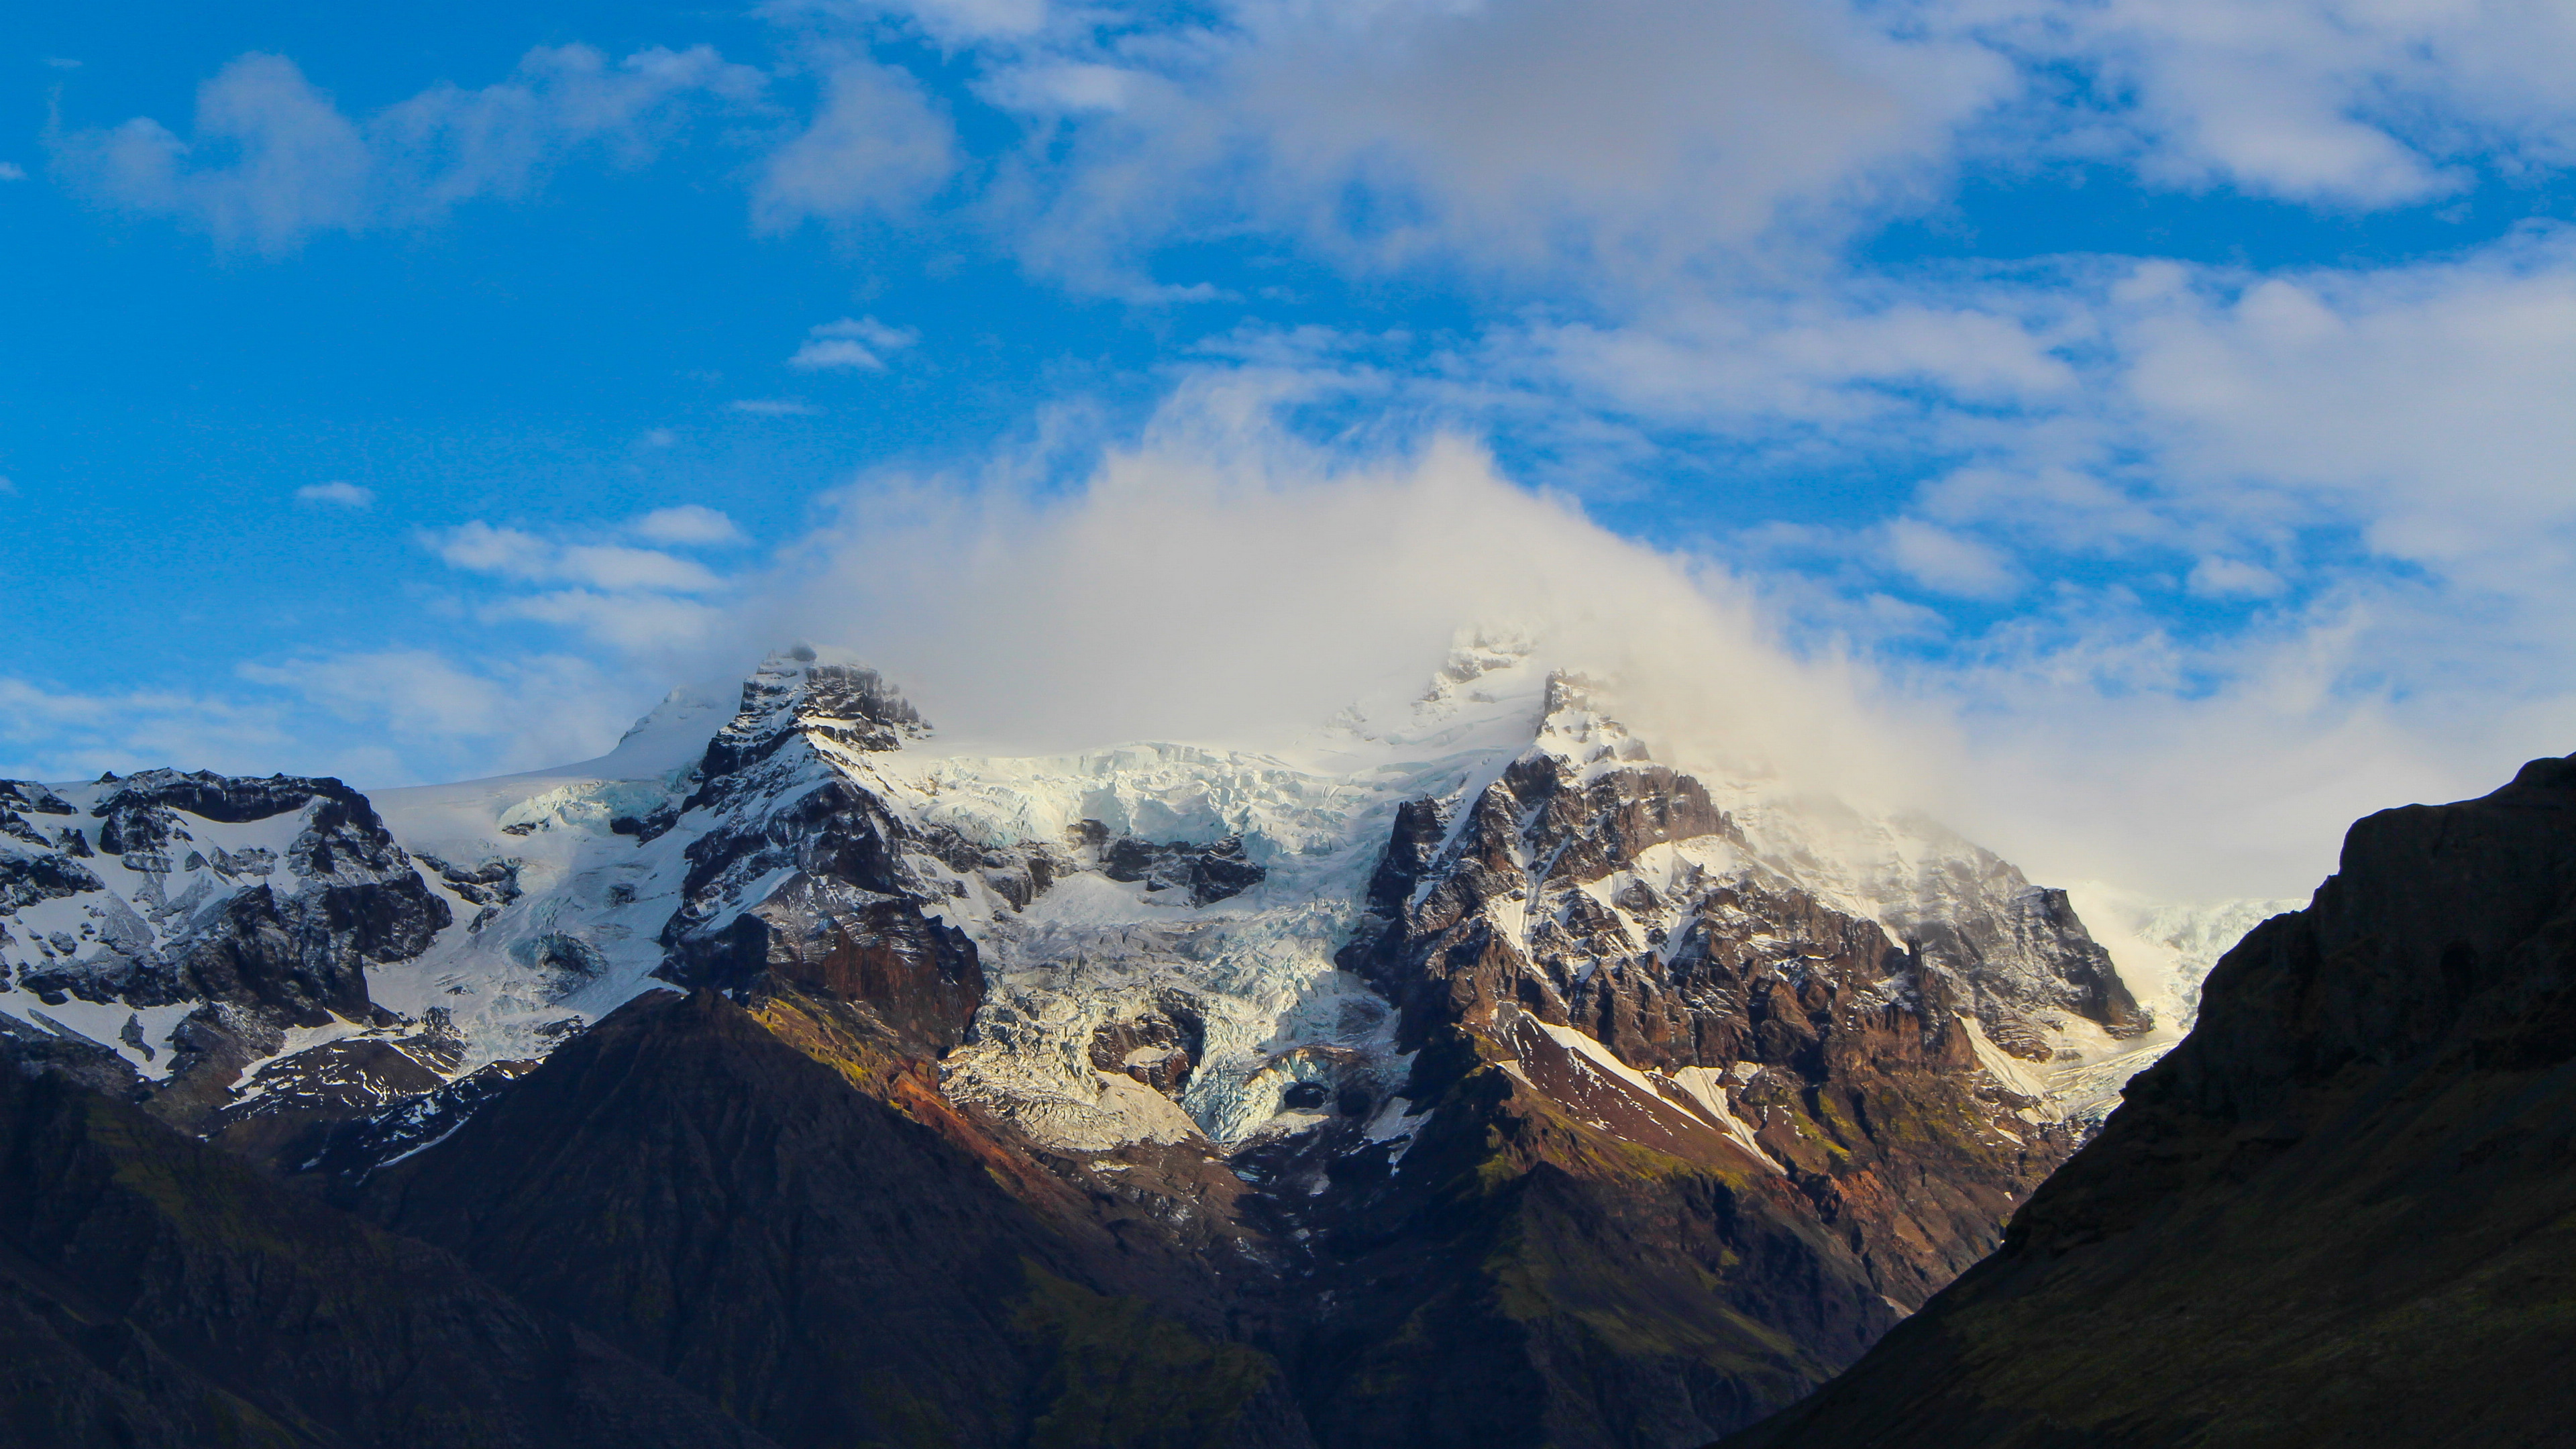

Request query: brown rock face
[
  {"left": 656, "top": 661, "right": 990, "bottom": 1058},
  {"left": 1718, "top": 753, "right": 2576, "bottom": 1449},
  {"left": 1089, "top": 996, "right": 1206, "bottom": 1093},
  {"left": 1289, "top": 702, "right": 2116, "bottom": 1446}
]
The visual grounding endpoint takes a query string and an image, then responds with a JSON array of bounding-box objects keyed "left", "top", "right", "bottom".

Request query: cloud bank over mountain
[{"left": 10, "top": 0, "right": 2576, "bottom": 910}]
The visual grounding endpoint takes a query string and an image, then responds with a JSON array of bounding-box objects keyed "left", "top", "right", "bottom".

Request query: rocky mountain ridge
[{"left": 1, "top": 641, "right": 2196, "bottom": 1446}]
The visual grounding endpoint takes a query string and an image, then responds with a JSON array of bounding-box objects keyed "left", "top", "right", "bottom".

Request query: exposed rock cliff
[
  {"left": 0, "top": 769, "right": 451, "bottom": 1157},
  {"left": 1275, "top": 677, "right": 2107, "bottom": 1445},
  {"left": 1717, "top": 753, "right": 2576, "bottom": 1449}
]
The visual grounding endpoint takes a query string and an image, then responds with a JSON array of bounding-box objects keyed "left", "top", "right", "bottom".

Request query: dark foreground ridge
[
  {"left": 0, "top": 1032, "right": 775, "bottom": 1449},
  {"left": 1717, "top": 753, "right": 2576, "bottom": 1449}
]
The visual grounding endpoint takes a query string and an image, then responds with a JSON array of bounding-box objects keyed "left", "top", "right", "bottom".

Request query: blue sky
[{"left": 9, "top": 0, "right": 2576, "bottom": 897}]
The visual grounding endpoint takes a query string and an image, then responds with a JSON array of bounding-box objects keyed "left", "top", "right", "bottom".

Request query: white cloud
[
  {"left": 52, "top": 45, "right": 761, "bottom": 252},
  {"left": 788, "top": 315, "right": 920, "bottom": 371},
  {"left": 733, "top": 0, "right": 2576, "bottom": 299},
  {"left": 419, "top": 519, "right": 740, "bottom": 655},
  {"left": 555, "top": 545, "right": 724, "bottom": 592},
  {"left": 757, "top": 425, "right": 1915, "bottom": 806},
  {"left": 1512, "top": 295, "right": 2081, "bottom": 429},
  {"left": 428, "top": 520, "right": 725, "bottom": 592},
  {"left": 708, "top": 396, "right": 2500, "bottom": 906},
  {"left": 976, "top": 62, "right": 1132, "bottom": 116},
  {"left": 752, "top": 58, "right": 955, "bottom": 233},
  {"left": 237, "top": 649, "right": 650, "bottom": 780},
  {"left": 295, "top": 480, "right": 373, "bottom": 508},
  {"left": 630, "top": 504, "right": 744, "bottom": 546},
  {"left": 874, "top": 0, "right": 1054, "bottom": 46},
  {"left": 729, "top": 397, "right": 821, "bottom": 415},
  {"left": 429, "top": 521, "right": 554, "bottom": 578},
  {"left": 486, "top": 591, "right": 725, "bottom": 653},
  {"left": 2108, "top": 239, "right": 2576, "bottom": 582},
  {"left": 0, "top": 674, "right": 292, "bottom": 782},
  {"left": 242, "top": 649, "right": 518, "bottom": 740},
  {"left": 2186, "top": 557, "right": 2285, "bottom": 599},
  {"left": 1885, "top": 517, "right": 2021, "bottom": 598},
  {"left": 0, "top": 163, "right": 26, "bottom": 181},
  {"left": 967, "top": 0, "right": 2008, "bottom": 291},
  {"left": 1964, "top": 0, "right": 2576, "bottom": 206}
]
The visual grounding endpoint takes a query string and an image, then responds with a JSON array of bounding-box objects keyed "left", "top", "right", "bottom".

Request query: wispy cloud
[
  {"left": 630, "top": 504, "right": 744, "bottom": 546},
  {"left": 237, "top": 649, "right": 645, "bottom": 780},
  {"left": 788, "top": 316, "right": 918, "bottom": 372},
  {"left": 0, "top": 674, "right": 292, "bottom": 782},
  {"left": 52, "top": 45, "right": 761, "bottom": 252},
  {"left": 483, "top": 590, "right": 724, "bottom": 653},
  {"left": 416, "top": 511, "right": 750, "bottom": 657},
  {"left": 971, "top": 0, "right": 2007, "bottom": 292},
  {"left": 727, "top": 397, "right": 819, "bottom": 416},
  {"left": 295, "top": 480, "right": 372, "bottom": 507},
  {"left": 751, "top": 58, "right": 955, "bottom": 233},
  {"left": 429, "top": 521, "right": 726, "bottom": 592}
]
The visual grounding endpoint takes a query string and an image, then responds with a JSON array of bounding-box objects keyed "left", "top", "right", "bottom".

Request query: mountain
[
  {"left": 1, "top": 640, "right": 2169, "bottom": 1446},
  {"left": 0, "top": 1027, "right": 776, "bottom": 1449},
  {"left": 0, "top": 770, "right": 454, "bottom": 1161},
  {"left": 1714, "top": 753, "right": 2576, "bottom": 1449},
  {"left": 358, "top": 986, "right": 1312, "bottom": 1449}
]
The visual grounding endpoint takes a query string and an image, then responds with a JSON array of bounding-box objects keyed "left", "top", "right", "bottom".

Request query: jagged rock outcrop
[
  {"left": 1089, "top": 994, "right": 1207, "bottom": 1093},
  {"left": 0, "top": 769, "right": 451, "bottom": 1141},
  {"left": 1341, "top": 679, "right": 2145, "bottom": 1073},
  {"left": 1717, "top": 753, "right": 2576, "bottom": 1449},
  {"left": 12, "top": 770, "right": 446, "bottom": 1026},
  {"left": 1275, "top": 681, "right": 2101, "bottom": 1446},
  {"left": 1095, "top": 828, "right": 1268, "bottom": 906},
  {"left": 655, "top": 657, "right": 990, "bottom": 1057},
  {"left": 0, "top": 1034, "right": 777, "bottom": 1449}
]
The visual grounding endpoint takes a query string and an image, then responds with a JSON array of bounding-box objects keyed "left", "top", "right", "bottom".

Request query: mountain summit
[{"left": 1, "top": 643, "right": 2174, "bottom": 1446}]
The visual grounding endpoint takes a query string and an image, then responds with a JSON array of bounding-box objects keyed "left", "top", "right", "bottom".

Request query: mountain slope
[
  {"left": 3, "top": 641, "right": 2176, "bottom": 1448},
  {"left": 360, "top": 986, "right": 1311, "bottom": 1449},
  {"left": 1716, "top": 753, "right": 2576, "bottom": 1449},
  {"left": 1275, "top": 678, "right": 2111, "bottom": 1446},
  {"left": 0, "top": 1033, "right": 775, "bottom": 1449}
]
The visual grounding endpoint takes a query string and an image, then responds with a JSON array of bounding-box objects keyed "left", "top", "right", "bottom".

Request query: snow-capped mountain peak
[{"left": 3, "top": 644, "right": 2249, "bottom": 1176}]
